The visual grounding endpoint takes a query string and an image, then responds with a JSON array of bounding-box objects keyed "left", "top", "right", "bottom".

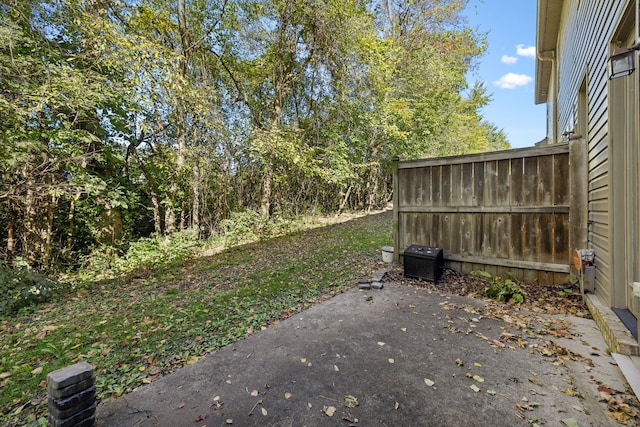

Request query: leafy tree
[
  {"left": 0, "top": 1, "right": 128, "bottom": 267},
  {"left": 0, "top": 0, "right": 510, "bottom": 270}
]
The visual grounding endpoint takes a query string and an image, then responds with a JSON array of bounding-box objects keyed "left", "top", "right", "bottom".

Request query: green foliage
[
  {"left": 473, "top": 270, "right": 525, "bottom": 304},
  {"left": 0, "top": 265, "right": 59, "bottom": 316},
  {"left": 80, "top": 229, "right": 204, "bottom": 281},
  {"left": 220, "top": 210, "right": 298, "bottom": 246}
]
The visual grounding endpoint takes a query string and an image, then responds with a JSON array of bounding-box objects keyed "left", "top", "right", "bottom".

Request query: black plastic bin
[{"left": 403, "top": 245, "right": 444, "bottom": 282}]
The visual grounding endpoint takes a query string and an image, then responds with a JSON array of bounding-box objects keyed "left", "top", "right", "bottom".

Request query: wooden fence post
[
  {"left": 569, "top": 138, "right": 589, "bottom": 273},
  {"left": 392, "top": 156, "right": 400, "bottom": 262}
]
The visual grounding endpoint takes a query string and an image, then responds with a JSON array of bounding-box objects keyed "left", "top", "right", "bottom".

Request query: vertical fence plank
[
  {"left": 484, "top": 160, "right": 498, "bottom": 206},
  {"left": 523, "top": 156, "right": 538, "bottom": 205},
  {"left": 462, "top": 163, "right": 474, "bottom": 206},
  {"left": 511, "top": 157, "right": 524, "bottom": 206},
  {"left": 441, "top": 164, "right": 451, "bottom": 206},
  {"left": 474, "top": 162, "right": 485, "bottom": 206},
  {"left": 496, "top": 159, "right": 511, "bottom": 207},
  {"left": 554, "top": 153, "right": 570, "bottom": 205},
  {"left": 432, "top": 166, "right": 442, "bottom": 206},
  {"left": 451, "top": 163, "right": 462, "bottom": 206},
  {"left": 537, "top": 155, "right": 554, "bottom": 205},
  {"left": 393, "top": 157, "right": 400, "bottom": 261}
]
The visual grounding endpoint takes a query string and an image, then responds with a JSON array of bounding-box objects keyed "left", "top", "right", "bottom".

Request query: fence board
[{"left": 393, "top": 144, "right": 582, "bottom": 285}]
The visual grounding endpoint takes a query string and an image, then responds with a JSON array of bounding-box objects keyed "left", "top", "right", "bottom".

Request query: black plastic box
[{"left": 403, "top": 245, "right": 444, "bottom": 282}]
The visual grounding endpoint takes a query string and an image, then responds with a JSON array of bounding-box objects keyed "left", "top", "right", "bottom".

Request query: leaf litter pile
[{"left": 386, "top": 266, "right": 640, "bottom": 425}]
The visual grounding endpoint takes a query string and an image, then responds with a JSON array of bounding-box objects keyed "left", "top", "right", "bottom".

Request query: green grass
[{"left": 0, "top": 211, "right": 392, "bottom": 426}]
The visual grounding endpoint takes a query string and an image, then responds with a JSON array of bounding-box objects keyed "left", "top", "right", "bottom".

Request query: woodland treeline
[{"left": 1, "top": 0, "right": 509, "bottom": 271}]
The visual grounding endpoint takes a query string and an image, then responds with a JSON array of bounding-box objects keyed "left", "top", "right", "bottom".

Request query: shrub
[
  {"left": 80, "top": 228, "right": 203, "bottom": 280},
  {"left": 0, "top": 264, "right": 59, "bottom": 316},
  {"left": 221, "top": 210, "right": 297, "bottom": 246},
  {"left": 472, "top": 270, "right": 525, "bottom": 304}
]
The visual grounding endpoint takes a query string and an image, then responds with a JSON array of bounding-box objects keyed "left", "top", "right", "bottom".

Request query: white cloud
[
  {"left": 516, "top": 44, "right": 536, "bottom": 58},
  {"left": 501, "top": 55, "right": 518, "bottom": 64},
  {"left": 493, "top": 73, "right": 533, "bottom": 89}
]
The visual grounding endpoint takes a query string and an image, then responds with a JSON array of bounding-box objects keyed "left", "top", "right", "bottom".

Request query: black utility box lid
[
  {"left": 404, "top": 245, "right": 442, "bottom": 258},
  {"left": 403, "top": 245, "right": 444, "bottom": 282}
]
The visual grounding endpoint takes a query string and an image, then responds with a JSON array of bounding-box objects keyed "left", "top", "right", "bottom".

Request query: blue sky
[{"left": 464, "top": 0, "right": 546, "bottom": 148}]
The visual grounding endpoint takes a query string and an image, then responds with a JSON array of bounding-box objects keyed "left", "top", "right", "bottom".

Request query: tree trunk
[
  {"left": 6, "top": 208, "right": 15, "bottom": 265},
  {"left": 336, "top": 184, "right": 353, "bottom": 216},
  {"left": 166, "top": 0, "right": 191, "bottom": 234},
  {"left": 260, "top": 162, "right": 273, "bottom": 217},
  {"left": 192, "top": 160, "right": 200, "bottom": 232},
  {"left": 131, "top": 147, "right": 162, "bottom": 234}
]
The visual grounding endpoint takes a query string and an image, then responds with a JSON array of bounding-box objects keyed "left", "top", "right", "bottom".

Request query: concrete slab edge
[
  {"left": 612, "top": 353, "right": 640, "bottom": 399},
  {"left": 585, "top": 293, "right": 639, "bottom": 356}
]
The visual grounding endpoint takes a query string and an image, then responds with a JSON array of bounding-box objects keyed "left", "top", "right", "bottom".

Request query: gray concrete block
[
  {"left": 49, "top": 386, "right": 96, "bottom": 412},
  {"left": 48, "top": 393, "right": 95, "bottom": 420},
  {"left": 48, "top": 375, "right": 95, "bottom": 399},
  {"left": 47, "top": 362, "right": 94, "bottom": 389},
  {"left": 372, "top": 269, "right": 387, "bottom": 282},
  {"left": 48, "top": 405, "right": 96, "bottom": 427}
]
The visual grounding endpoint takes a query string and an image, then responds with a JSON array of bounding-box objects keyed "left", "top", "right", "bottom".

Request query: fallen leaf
[
  {"left": 31, "top": 366, "right": 43, "bottom": 376},
  {"left": 472, "top": 375, "right": 484, "bottom": 383},
  {"left": 341, "top": 412, "right": 358, "bottom": 423},
  {"left": 561, "top": 418, "right": 579, "bottom": 427},
  {"left": 401, "top": 328, "right": 407, "bottom": 332},
  {"left": 487, "top": 390, "right": 496, "bottom": 396},
  {"left": 455, "top": 358, "right": 463, "bottom": 366},
  {"left": 323, "top": 405, "right": 336, "bottom": 417},
  {"left": 395, "top": 401, "right": 400, "bottom": 410},
  {"left": 12, "top": 403, "right": 27, "bottom": 415},
  {"left": 195, "top": 413, "right": 207, "bottom": 421},
  {"left": 528, "top": 376, "right": 542, "bottom": 386},
  {"left": 470, "top": 385, "right": 480, "bottom": 392},
  {"left": 377, "top": 342, "right": 385, "bottom": 346},
  {"left": 344, "top": 395, "right": 359, "bottom": 408},
  {"left": 250, "top": 390, "right": 259, "bottom": 397},
  {"left": 424, "top": 378, "right": 435, "bottom": 387},
  {"left": 178, "top": 401, "right": 185, "bottom": 409},
  {"left": 334, "top": 365, "right": 339, "bottom": 372},
  {"left": 284, "top": 392, "right": 292, "bottom": 399},
  {"left": 261, "top": 407, "right": 268, "bottom": 416},
  {"left": 388, "top": 358, "right": 395, "bottom": 364},
  {"left": 300, "top": 358, "right": 307, "bottom": 363},
  {"left": 225, "top": 418, "right": 233, "bottom": 424},
  {"left": 474, "top": 362, "right": 482, "bottom": 367},
  {"left": 597, "top": 385, "right": 616, "bottom": 394}
]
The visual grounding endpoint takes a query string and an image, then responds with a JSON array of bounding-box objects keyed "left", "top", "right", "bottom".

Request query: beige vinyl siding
[{"left": 551, "top": 0, "right": 629, "bottom": 304}]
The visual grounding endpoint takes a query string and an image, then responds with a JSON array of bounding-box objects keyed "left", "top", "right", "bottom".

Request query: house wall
[{"left": 550, "top": 0, "right": 630, "bottom": 304}]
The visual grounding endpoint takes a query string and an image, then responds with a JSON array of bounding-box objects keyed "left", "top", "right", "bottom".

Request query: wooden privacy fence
[{"left": 392, "top": 141, "right": 588, "bottom": 284}]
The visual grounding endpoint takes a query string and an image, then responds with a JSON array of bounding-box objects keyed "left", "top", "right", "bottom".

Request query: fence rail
[{"left": 392, "top": 141, "right": 588, "bottom": 284}]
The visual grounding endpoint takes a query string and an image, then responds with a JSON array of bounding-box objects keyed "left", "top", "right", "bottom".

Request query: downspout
[{"left": 537, "top": 49, "right": 557, "bottom": 143}]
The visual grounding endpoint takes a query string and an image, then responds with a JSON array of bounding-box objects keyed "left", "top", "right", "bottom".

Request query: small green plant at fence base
[{"left": 472, "top": 270, "right": 526, "bottom": 304}]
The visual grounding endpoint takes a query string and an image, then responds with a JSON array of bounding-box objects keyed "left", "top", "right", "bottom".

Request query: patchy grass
[{"left": 0, "top": 211, "right": 392, "bottom": 426}]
